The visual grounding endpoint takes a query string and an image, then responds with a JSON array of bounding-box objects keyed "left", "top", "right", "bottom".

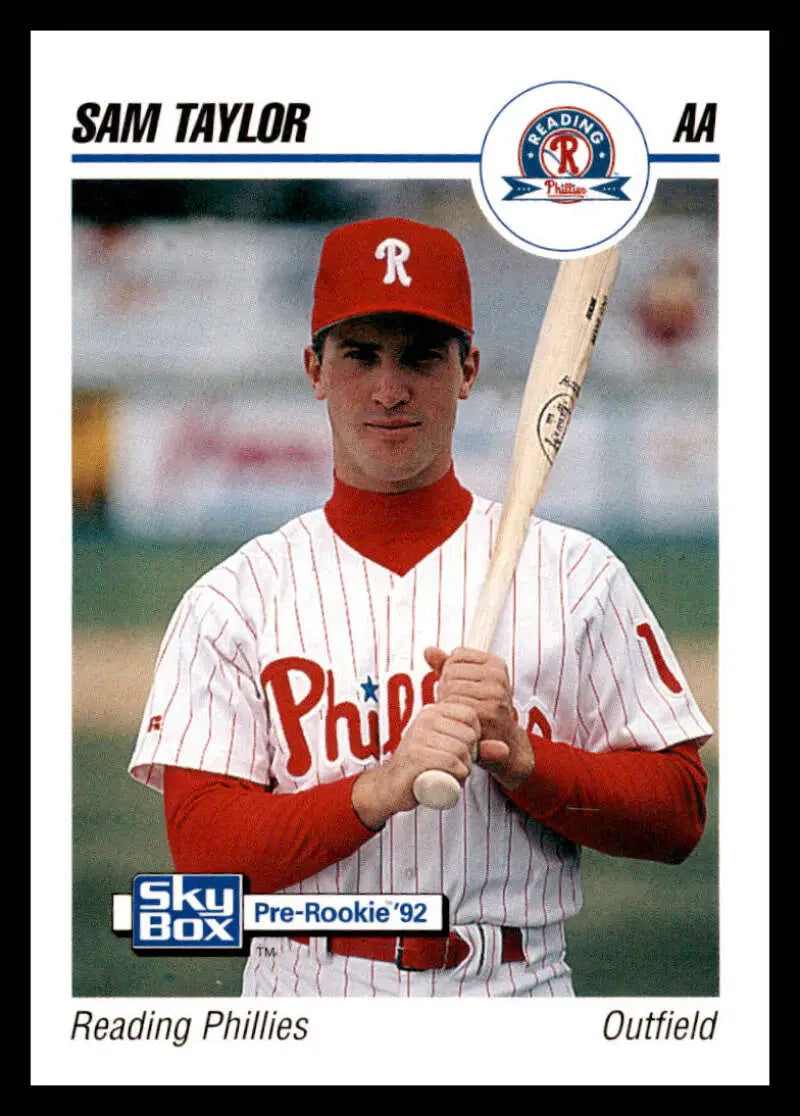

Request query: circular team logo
[{"left": 476, "top": 81, "right": 652, "bottom": 257}]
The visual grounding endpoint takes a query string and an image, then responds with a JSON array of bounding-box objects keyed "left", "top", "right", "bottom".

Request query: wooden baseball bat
[{"left": 413, "top": 247, "right": 621, "bottom": 810}]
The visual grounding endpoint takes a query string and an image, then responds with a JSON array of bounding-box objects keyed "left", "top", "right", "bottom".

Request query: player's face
[{"left": 304, "top": 315, "right": 480, "bottom": 493}]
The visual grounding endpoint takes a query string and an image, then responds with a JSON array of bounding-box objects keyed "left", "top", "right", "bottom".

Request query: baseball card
[{"left": 31, "top": 29, "right": 769, "bottom": 1085}]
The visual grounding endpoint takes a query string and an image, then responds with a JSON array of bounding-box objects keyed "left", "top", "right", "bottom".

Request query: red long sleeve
[
  {"left": 508, "top": 737, "right": 708, "bottom": 863},
  {"left": 163, "top": 767, "right": 377, "bottom": 893},
  {"left": 163, "top": 738, "right": 708, "bottom": 892}
]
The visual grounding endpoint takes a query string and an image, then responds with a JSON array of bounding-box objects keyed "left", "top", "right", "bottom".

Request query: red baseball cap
[{"left": 311, "top": 217, "right": 473, "bottom": 336}]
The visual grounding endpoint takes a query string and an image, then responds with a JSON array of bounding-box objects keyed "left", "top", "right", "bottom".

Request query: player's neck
[{"left": 324, "top": 464, "right": 473, "bottom": 576}]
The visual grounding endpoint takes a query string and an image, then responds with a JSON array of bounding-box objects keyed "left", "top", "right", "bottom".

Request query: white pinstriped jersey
[{"left": 129, "top": 494, "right": 711, "bottom": 997}]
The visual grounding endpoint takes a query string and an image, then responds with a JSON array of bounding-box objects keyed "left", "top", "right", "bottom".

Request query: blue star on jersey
[{"left": 360, "top": 676, "right": 379, "bottom": 703}]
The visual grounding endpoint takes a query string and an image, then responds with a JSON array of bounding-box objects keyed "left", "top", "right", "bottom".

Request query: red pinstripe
[
  {"left": 222, "top": 678, "right": 241, "bottom": 773},
  {"left": 685, "top": 703, "right": 708, "bottom": 738},
  {"left": 278, "top": 530, "right": 306, "bottom": 653},
  {"left": 501, "top": 808, "right": 513, "bottom": 924},
  {"left": 199, "top": 619, "right": 229, "bottom": 767},
  {"left": 332, "top": 536, "right": 358, "bottom": 676},
  {"left": 538, "top": 828, "right": 550, "bottom": 964},
  {"left": 254, "top": 539, "right": 280, "bottom": 577},
  {"left": 455, "top": 787, "right": 471, "bottom": 992},
  {"left": 477, "top": 786, "right": 491, "bottom": 920},
  {"left": 200, "top": 661, "right": 217, "bottom": 768},
  {"left": 553, "top": 532, "right": 568, "bottom": 718},
  {"left": 173, "top": 618, "right": 205, "bottom": 763},
  {"left": 580, "top": 620, "right": 611, "bottom": 749},
  {"left": 567, "top": 538, "right": 592, "bottom": 577},
  {"left": 244, "top": 552, "right": 267, "bottom": 628},
  {"left": 555, "top": 840, "right": 567, "bottom": 945},
  {"left": 569, "top": 555, "right": 614, "bottom": 615},
  {"left": 299, "top": 518, "right": 332, "bottom": 661},
  {"left": 598, "top": 626, "right": 640, "bottom": 747},
  {"left": 410, "top": 566, "right": 418, "bottom": 669},
  {"left": 522, "top": 820, "right": 534, "bottom": 927},
  {"left": 361, "top": 560, "right": 379, "bottom": 677},
  {"left": 204, "top": 583, "right": 258, "bottom": 641},
  {"left": 292, "top": 945, "right": 302, "bottom": 995}
]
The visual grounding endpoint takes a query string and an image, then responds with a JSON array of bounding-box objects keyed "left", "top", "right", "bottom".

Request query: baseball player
[{"left": 129, "top": 216, "right": 712, "bottom": 997}]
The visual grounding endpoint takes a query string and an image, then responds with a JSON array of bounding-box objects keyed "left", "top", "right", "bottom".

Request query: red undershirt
[{"left": 163, "top": 466, "right": 709, "bottom": 892}]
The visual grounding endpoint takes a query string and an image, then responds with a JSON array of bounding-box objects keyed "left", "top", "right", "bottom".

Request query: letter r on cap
[{"left": 376, "top": 238, "right": 412, "bottom": 287}]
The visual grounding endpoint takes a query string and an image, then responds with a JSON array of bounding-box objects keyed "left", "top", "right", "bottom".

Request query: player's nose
[{"left": 371, "top": 356, "right": 411, "bottom": 408}]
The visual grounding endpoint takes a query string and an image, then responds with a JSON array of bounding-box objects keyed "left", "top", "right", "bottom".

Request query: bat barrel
[{"left": 412, "top": 247, "right": 620, "bottom": 811}]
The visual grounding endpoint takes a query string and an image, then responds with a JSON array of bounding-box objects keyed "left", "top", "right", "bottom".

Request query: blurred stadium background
[{"left": 72, "top": 178, "right": 718, "bottom": 997}]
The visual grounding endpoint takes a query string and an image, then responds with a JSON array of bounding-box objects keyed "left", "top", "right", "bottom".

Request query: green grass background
[{"left": 73, "top": 531, "right": 718, "bottom": 998}]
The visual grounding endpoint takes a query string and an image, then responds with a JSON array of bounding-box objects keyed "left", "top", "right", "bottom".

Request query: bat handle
[{"left": 412, "top": 769, "right": 463, "bottom": 811}]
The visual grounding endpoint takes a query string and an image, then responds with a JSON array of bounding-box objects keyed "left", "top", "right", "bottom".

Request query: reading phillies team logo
[
  {"left": 504, "top": 105, "right": 629, "bottom": 205},
  {"left": 476, "top": 81, "right": 653, "bottom": 258}
]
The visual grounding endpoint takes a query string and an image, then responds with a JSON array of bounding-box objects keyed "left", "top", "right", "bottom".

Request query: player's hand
[
  {"left": 423, "top": 646, "right": 535, "bottom": 793},
  {"left": 352, "top": 700, "right": 480, "bottom": 828}
]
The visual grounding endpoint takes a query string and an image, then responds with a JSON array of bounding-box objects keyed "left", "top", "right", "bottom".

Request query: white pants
[{"left": 242, "top": 925, "right": 574, "bottom": 997}]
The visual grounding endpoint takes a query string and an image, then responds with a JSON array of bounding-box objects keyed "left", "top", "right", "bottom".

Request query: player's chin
[{"left": 359, "top": 435, "right": 426, "bottom": 475}]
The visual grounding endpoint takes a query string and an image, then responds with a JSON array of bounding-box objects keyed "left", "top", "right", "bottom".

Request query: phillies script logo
[
  {"left": 261, "top": 657, "right": 553, "bottom": 776},
  {"left": 504, "top": 106, "right": 630, "bottom": 205}
]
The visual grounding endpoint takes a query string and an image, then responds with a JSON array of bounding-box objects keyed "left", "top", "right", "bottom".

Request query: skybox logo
[
  {"left": 132, "top": 874, "right": 243, "bottom": 949},
  {"left": 477, "top": 81, "right": 652, "bottom": 257}
]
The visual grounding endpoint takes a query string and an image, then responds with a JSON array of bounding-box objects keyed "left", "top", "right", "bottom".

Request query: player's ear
[
  {"left": 304, "top": 346, "right": 327, "bottom": 400},
  {"left": 458, "top": 346, "right": 480, "bottom": 400}
]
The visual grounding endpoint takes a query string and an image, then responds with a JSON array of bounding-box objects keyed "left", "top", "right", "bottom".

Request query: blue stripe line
[
  {"left": 71, "top": 152, "right": 481, "bottom": 164},
  {"left": 649, "top": 153, "right": 719, "bottom": 163},
  {"left": 70, "top": 151, "right": 719, "bottom": 165}
]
